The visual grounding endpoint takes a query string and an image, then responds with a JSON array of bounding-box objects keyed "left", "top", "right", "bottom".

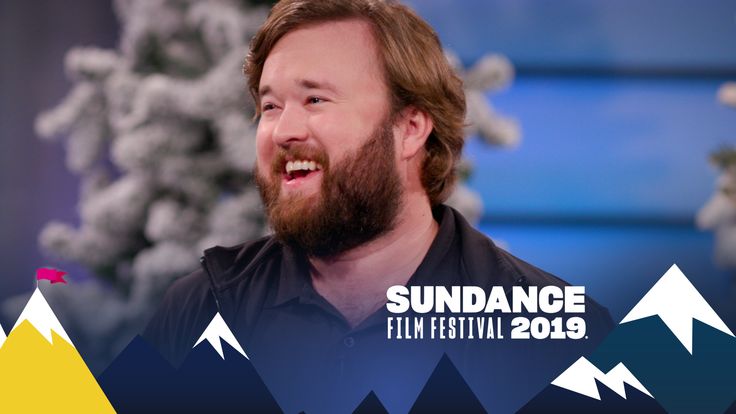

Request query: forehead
[{"left": 260, "top": 19, "right": 386, "bottom": 96}]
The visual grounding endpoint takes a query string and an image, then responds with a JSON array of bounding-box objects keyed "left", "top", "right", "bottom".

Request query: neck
[{"left": 309, "top": 194, "right": 438, "bottom": 327}]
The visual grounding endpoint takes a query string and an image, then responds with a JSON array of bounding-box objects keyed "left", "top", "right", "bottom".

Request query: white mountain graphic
[
  {"left": 193, "top": 312, "right": 248, "bottom": 360},
  {"left": 0, "top": 323, "right": 5, "bottom": 348},
  {"left": 11, "top": 288, "right": 73, "bottom": 346},
  {"left": 552, "top": 356, "right": 653, "bottom": 400},
  {"left": 620, "top": 263, "right": 734, "bottom": 354}
]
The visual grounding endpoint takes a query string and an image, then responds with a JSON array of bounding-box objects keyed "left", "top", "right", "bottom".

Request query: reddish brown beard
[{"left": 255, "top": 120, "right": 402, "bottom": 258}]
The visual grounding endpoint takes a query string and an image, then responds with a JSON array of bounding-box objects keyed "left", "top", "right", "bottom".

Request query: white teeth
[{"left": 285, "top": 160, "right": 322, "bottom": 174}]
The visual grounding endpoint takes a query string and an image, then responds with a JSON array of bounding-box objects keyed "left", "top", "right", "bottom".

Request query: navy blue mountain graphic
[
  {"left": 409, "top": 353, "right": 486, "bottom": 414},
  {"left": 352, "top": 391, "right": 389, "bottom": 414},
  {"left": 99, "top": 334, "right": 282, "bottom": 413},
  {"left": 98, "top": 335, "right": 177, "bottom": 413},
  {"left": 176, "top": 337, "right": 282, "bottom": 413}
]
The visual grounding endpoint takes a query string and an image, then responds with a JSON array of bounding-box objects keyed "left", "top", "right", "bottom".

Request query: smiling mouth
[{"left": 284, "top": 159, "right": 324, "bottom": 181}]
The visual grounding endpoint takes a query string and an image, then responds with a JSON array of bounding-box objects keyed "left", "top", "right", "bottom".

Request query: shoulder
[
  {"left": 142, "top": 235, "right": 281, "bottom": 364},
  {"left": 161, "top": 267, "right": 212, "bottom": 306},
  {"left": 447, "top": 207, "right": 615, "bottom": 336},
  {"left": 494, "top": 246, "right": 569, "bottom": 289},
  {"left": 141, "top": 267, "right": 215, "bottom": 366},
  {"left": 202, "top": 235, "right": 282, "bottom": 290},
  {"left": 495, "top": 247, "right": 615, "bottom": 338},
  {"left": 449, "top": 207, "right": 565, "bottom": 289},
  {"left": 448, "top": 205, "right": 591, "bottom": 290}
]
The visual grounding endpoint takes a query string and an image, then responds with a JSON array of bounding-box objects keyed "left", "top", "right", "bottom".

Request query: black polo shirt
[{"left": 144, "top": 205, "right": 613, "bottom": 414}]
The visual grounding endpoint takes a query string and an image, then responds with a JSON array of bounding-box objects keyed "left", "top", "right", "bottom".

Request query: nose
[{"left": 271, "top": 104, "right": 308, "bottom": 147}]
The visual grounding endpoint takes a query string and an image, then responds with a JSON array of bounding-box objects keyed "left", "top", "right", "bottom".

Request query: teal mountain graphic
[
  {"left": 518, "top": 356, "right": 667, "bottom": 413},
  {"left": 521, "top": 264, "right": 736, "bottom": 414}
]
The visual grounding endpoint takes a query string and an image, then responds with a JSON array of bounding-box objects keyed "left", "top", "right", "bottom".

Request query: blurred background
[
  {"left": 0, "top": 1, "right": 120, "bottom": 314},
  {"left": 1, "top": 0, "right": 735, "bottom": 369},
  {"left": 411, "top": 0, "right": 736, "bottom": 329}
]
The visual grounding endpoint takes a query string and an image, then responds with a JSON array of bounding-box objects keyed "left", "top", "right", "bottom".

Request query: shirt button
[{"left": 343, "top": 336, "right": 355, "bottom": 348}]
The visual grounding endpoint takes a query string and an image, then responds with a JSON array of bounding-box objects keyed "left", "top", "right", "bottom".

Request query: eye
[
  {"left": 307, "top": 96, "right": 325, "bottom": 105},
  {"left": 262, "top": 102, "right": 276, "bottom": 112}
]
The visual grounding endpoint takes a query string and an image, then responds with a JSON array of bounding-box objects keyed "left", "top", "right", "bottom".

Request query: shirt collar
[
  {"left": 405, "top": 204, "right": 458, "bottom": 287},
  {"left": 269, "top": 243, "right": 312, "bottom": 308}
]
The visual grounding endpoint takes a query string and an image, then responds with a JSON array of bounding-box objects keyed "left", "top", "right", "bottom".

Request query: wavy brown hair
[{"left": 245, "top": 0, "right": 466, "bottom": 205}]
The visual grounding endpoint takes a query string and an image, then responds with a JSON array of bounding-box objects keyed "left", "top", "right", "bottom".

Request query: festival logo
[{"left": 7, "top": 264, "right": 735, "bottom": 413}]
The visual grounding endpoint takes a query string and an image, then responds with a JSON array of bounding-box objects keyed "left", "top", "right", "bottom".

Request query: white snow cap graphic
[
  {"left": 11, "top": 288, "right": 73, "bottom": 346},
  {"left": 193, "top": 312, "right": 248, "bottom": 360},
  {"left": 620, "top": 263, "right": 734, "bottom": 354},
  {"left": 0, "top": 323, "right": 6, "bottom": 348},
  {"left": 552, "top": 357, "right": 653, "bottom": 400}
]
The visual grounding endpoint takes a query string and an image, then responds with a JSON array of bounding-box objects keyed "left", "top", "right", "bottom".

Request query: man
[{"left": 144, "top": 1, "right": 613, "bottom": 413}]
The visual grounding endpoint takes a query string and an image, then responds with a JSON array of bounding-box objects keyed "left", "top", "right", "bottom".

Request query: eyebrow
[
  {"left": 258, "top": 85, "right": 272, "bottom": 98},
  {"left": 298, "top": 79, "right": 338, "bottom": 93},
  {"left": 258, "top": 78, "right": 339, "bottom": 98}
]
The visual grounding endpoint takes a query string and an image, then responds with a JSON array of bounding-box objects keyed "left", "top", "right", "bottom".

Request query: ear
[{"left": 395, "top": 106, "right": 433, "bottom": 160}]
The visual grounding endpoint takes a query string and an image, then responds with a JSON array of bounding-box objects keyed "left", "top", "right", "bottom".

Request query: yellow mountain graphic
[{"left": 0, "top": 320, "right": 115, "bottom": 413}]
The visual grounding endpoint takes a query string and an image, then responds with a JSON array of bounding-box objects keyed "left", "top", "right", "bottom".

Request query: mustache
[{"left": 270, "top": 144, "right": 330, "bottom": 176}]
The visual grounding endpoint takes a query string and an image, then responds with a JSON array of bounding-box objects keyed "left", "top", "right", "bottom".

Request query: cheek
[
  {"left": 255, "top": 125, "right": 274, "bottom": 168},
  {"left": 306, "top": 116, "right": 359, "bottom": 156}
]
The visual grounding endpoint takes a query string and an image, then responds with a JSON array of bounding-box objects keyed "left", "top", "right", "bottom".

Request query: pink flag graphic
[{"left": 36, "top": 268, "right": 68, "bottom": 284}]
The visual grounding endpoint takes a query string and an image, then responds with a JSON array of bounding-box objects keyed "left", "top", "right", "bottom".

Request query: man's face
[{"left": 254, "top": 19, "right": 403, "bottom": 257}]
